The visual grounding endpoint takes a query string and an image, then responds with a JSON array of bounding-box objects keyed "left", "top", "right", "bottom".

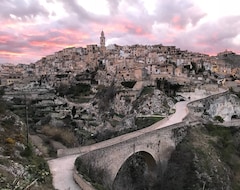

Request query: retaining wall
[{"left": 73, "top": 167, "right": 96, "bottom": 190}]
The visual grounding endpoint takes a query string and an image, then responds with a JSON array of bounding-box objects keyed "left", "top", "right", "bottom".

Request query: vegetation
[
  {"left": 214, "top": 115, "right": 224, "bottom": 123},
  {"left": 135, "top": 116, "right": 164, "bottom": 129},
  {"left": 121, "top": 80, "right": 137, "bottom": 88},
  {"left": 41, "top": 125, "right": 78, "bottom": 147},
  {"left": 0, "top": 108, "right": 53, "bottom": 189},
  {"left": 140, "top": 86, "right": 154, "bottom": 96},
  {"left": 156, "top": 78, "right": 182, "bottom": 97},
  {"left": 113, "top": 153, "right": 149, "bottom": 190},
  {"left": 132, "top": 86, "right": 154, "bottom": 110},
  {"left": 55, "top": 83, "right": 91, "bottom": 97},
  {"left": 0, "top": 87, "right": 7, "bottom": 114},
  {"left": 75, "top": 157, "right": 107, "bottom": 190},
  {"left": 205, "top": 124, "right": 240, "bottom": 189},
  {"left": 153, "top": 125, "right": 240, "bottom": 190},
  {"left": 96, "top": 83, "right": 116, "bottom": 113}
]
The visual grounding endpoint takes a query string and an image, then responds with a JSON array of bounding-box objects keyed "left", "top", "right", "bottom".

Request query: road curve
[{"left": 48, "top": 89, "right": 225, "bottom": 190}]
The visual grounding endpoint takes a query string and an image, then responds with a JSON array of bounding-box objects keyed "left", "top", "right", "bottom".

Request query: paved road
[
  {"left": 48, "top": 89, "right": 225, "bottom": 190},
  {"left": 48, "top": 155, "right": 81, "bottom": 190},
  {"left": 47, "top": 100, "right": 190, "bottom": 190}
]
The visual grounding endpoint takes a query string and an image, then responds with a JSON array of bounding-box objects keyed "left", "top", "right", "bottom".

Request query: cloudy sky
[{"left": 1, "top": 0, "right": 240, "bottom": 64}]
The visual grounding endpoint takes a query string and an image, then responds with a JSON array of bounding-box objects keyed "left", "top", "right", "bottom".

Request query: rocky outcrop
[
  {"left": 187, "top": 91, "right": 240, "bottom": 122},
  {"left": 133, "top": 89, "right": 174, "bottom": 116},
  {"left": 207, "top": 93, "right": 240, "bottom": 121}
]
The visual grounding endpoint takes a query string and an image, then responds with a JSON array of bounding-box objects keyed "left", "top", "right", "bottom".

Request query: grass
[
  {"left": 135, "top": 116, "right": 164, "bottom": 129},
  {"left": 204, "top": 124, "right": 240, "bottom": 188}
]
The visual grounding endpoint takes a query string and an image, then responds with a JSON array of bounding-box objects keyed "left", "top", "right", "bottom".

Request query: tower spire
[
  {"left": 100, "top": 30, "right": 105, "bottom": 48},
  {"left": 100, "top": 30, "right": 106, "bottom": 54}
]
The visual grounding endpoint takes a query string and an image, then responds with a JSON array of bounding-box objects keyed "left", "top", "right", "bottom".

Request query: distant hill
[{"left": 218, "top": 52, "right": 240, "bottom": 67}]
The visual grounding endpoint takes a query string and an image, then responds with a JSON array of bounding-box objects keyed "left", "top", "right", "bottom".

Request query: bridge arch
[{"left": 112, "top": 151, "right": 158, "bottom": 189}]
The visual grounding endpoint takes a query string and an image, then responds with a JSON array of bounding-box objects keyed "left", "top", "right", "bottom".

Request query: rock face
[
  {"left": 74, "top": 87, "right": 174, "bottom": 135},
  {"left": 188, "top": 92, "right": 240, "bottom": 122},
  {"left": 133, "top": 89, "right": 175, "bottom": 116},
  {"left": 207, "top": 93, "right": 240, "bottom": 121}
]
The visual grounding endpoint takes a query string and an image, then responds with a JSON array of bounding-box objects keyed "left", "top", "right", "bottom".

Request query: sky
[{"left": 0, "top": 0, "right": 240, "bottom": 64}]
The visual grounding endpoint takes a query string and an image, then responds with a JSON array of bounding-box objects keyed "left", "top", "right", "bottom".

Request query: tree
[{"left": 72, "top": 106, "right": 76, "bottom": 118}]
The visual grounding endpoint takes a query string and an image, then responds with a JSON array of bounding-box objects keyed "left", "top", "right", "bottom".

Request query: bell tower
[{"left": 100, "top": 31, "right": 106, "bottom": 53}]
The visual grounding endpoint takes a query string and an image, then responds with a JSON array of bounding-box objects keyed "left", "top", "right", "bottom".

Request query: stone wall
[{"left": 73, "top": 167, "right": 96, "bottom": 190}]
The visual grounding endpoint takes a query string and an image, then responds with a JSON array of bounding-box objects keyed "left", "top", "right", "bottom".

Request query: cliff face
[
  {"left": 207, "top": 94, "right": 240, "bottom": 121},
  {"left": 154, "top": 124, "right": 240, "bottom": 190},
  {"left": 188, "top": 92, "right": 240, "bottom": 122}
]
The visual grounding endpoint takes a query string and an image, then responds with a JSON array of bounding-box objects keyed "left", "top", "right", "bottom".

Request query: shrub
[
  {"left": 140, "top": 87, "right": 154, "bottom": 96},
  {"left": 214, "top": 115, "right": 224, "bottom": 123},
  {"left": 41, "top": 125, "right": 78, "bottom": 147},
  {"left": 121, "top": 81, "right": 136, "bottom": 88},
  {"left": 5, "top": 137, "right": 15, "bottom": 145},
  {"left": 0, "top": 100, "right": 6, "bottom": 114},
  {"left": 135, "top": 117, "right": 163, "bottom": 129},
  {"left": 21, "top": 144, "right": 33, "bottom": 157}
]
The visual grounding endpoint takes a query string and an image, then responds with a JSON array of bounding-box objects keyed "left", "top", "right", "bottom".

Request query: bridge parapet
[{"left": 75, "top": 121, "right": 188, "bottom": 189}]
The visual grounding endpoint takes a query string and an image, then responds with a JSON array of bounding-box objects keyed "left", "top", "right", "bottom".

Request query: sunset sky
[{"left": 1, "top": 0, "right": 240, "bottom": 64}]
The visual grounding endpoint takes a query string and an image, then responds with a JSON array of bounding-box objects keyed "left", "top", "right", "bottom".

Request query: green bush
[
  {"left": 214, "top": 115, "right": 224, "bottom": 123},
  {"left": 121, "top": 81, "right": 136, "bottom": 88},
  {"left": 21, "top": 144, "right": 33, "bottom": 157},
  {"left": 135, "top": 117, "right": 163, "bottom": 129},
  {"left": 140, "top": 87, "right": 154, "bottom": 96},
  {"left": 55, "top": 83, "right": 91, "bottom": 97}
]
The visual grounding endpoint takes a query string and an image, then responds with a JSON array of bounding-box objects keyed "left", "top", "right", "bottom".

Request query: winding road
[{"left": 48, "top": 89, "right": 224, "bottom": 190}]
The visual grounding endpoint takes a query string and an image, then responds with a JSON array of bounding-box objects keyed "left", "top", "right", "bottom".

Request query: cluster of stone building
[{"left": 0, "top": 31, "right": 239, "bottom": 88}]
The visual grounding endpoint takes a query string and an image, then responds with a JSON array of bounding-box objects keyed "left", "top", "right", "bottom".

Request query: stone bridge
[
  {"left": 48, "top": 88, "right": 229, "bottom": 190},
  {"left": 77, "top": 122, "right": 188, "bottom": 189}
]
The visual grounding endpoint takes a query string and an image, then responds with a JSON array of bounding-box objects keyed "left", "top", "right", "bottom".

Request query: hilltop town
[
  {"left": 1, "top": 31, "right": 240, "bottom": 189},
  {"left": 0, "top": 31, "right": 240, "bottom": 141},
  {"left": 0, "top": 31, "right": 240, "bottom": 127},
  {"left": 1, "top": 31, "right": 240, "bottom": 88}
]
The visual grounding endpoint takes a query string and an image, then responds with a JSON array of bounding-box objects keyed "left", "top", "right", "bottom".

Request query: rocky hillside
[
  {"left": 77, "top": 123, "right": 240, "bottom": 190},
  {"left": 0, "top": 101, "right": 53, "bottom": 189},
  {"left": 154, "top": 124, "right": 240, "bottom": 190},
  {"left": 218, "top": 53, "right": 240, "bottom": 67}
]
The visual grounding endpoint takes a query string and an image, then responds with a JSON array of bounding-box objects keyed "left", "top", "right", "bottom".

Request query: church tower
[{"left": 100, "top": 31, "right": 106, "bottom": 53}]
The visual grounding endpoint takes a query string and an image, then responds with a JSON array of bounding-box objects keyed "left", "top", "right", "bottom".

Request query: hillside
[
  {"left": 0, "top": 99, "right": 54, "bottom": 189},
  {"left": 154, "top": 124, "right": 240, "bottom": 190},
  {"left": 218, "top": 53, "right": 240, "bottom": 67}
]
